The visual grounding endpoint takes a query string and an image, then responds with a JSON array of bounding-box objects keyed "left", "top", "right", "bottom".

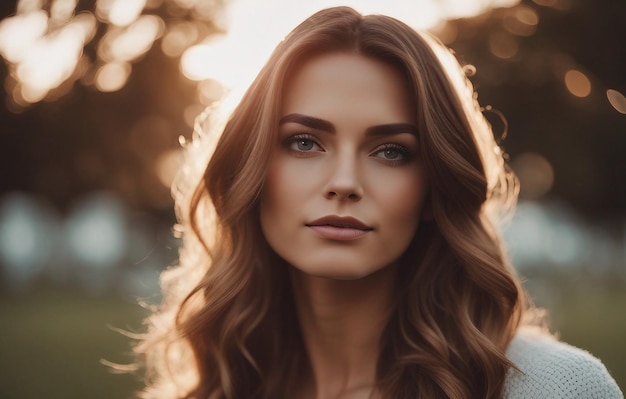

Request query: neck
[{"left": 290, "top": 265, "right": 398, "bottom": 399}]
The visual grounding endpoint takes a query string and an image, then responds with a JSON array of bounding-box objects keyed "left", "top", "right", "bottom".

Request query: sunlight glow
[
  {"left": 96, "top": 0, "right": 147, "bottom": 26},
  {"left": 17, "top": 0, "right": 44, "bottom": 14},
  {"left": 161, "top": 21, "right": 200, "bottom": 57},
  {"left": 156, "top": 149, "right": 184, "bottom": 187},
  {"left": 184, "top": 104, "right": 205, "bottom": 127},
  {"left": 180, "top": 0, "right": 522, "bottom": 112},
  {"left": 440, "top": 0, "right": 484, "bottom": 20},
  {"left": 181, "top": 40, "right": 231, "bottom": 81},
  {"left": 198, "top": 79, "right": 226, "bottom": 105},
  {"left": 0, "top": 8, "right": 96, "bottom": 105},
  {"left": 0, "top": 0, "right": 523, "bottom": 108},
  {"left": 172, "top": 0, "right": 199, "bottom": 7},
  {"left": 50, "top": 0, "right": 79, "bottom": 26},
  {"left": 607, "top": 89, "right": 626, "bottom": 115},
  {"left": 95, "top": 61, "right": 131, "bottom": 92},
  {"left": 15, "top": 14, "right": 96, "bottom": 103},
  {"left": 98, "top": 15, "right": 164, "bottom": 62},
  {"left": 564, "top": 69, "right": 591, "bottom": 98},
  {"left": 0, "top": 11, "right": 48, "bottom": 63}
]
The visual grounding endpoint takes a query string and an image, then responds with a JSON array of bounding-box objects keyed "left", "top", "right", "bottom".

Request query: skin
[{"left": 259, "top": 52, "right": 429, "bottom": 399}]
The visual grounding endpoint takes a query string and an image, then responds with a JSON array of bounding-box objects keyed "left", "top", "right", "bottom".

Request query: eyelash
[
  {"left": 283, "top": 133, "right": 413, "bottom": 165},
  {"left": 371, "top": 143, "right": 412, "bottom": 165},
  {"left": 284, "top": 133, "right": 323, "bottom": 154}
]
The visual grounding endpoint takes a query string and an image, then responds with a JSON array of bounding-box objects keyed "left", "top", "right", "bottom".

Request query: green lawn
[
  {"left": 547, "top": 284, "right": 626, "bottom": 391},
  {"left": 0, "top": 289, "right": 146, "bottom": 399},
  {"left": 0, "top": 275, "right": 623, "bottom": 398}
]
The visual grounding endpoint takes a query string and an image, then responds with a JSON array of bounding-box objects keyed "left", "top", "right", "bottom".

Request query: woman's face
[{"left": 260, "top": 52, "right": 429, "bottom": 280}]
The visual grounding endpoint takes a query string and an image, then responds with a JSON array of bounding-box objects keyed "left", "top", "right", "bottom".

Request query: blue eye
[
  {"left": 372, "top": 144, "right": 411, "bottom": 164},
  {"left": 293, "top": 139, "right": 316, "bottom": 151},
  {"left": 379, "top": 148, "right": 401, "bottom": 160},
  {"left": 286, "top": 134, "right": 323, "bottom": 153}
]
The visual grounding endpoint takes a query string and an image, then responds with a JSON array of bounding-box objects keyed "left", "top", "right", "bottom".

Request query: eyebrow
[{"left": 279, "top": 113, "right": 419, "bottom": 137}]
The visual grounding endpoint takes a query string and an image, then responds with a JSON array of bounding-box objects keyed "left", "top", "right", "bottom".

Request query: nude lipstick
[{"left": 306, "top": 215, "right": 373, "bottom": 241}]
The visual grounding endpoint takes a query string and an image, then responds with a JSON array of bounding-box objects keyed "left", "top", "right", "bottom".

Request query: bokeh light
[
  {"left": 607, "top": 89, "right": 626, "bottom": 115},
  {"left": 0, "top": 0, "right": 531, "bottom": 110},
  {"left": 0, "top": 6, "right": 96, "bottom": 105},
  {"left": 489, "top": 31, "right": 519, "bottom": 59},
  {"left": 0, "top": 0, "right": 168, "bottom": 107},
  {"left": 95, "top": 61, "right": 132, "bottom": 92},
  {"left": 50, "top": 0, "right": 78, "bottom": 26},
  {"left": 161, "top": 21, "right": 200, "bottom": 57},
  {"left": 564, "top": 69, "right": 591, "bottom": 98},
  {"left": 65, "top": 192, "right": 127, "bottom": 270},
  {"left": 503, "top": 5, "right": 538, "bottom": 36},
  {"left": 179, "top": 0, "right": 523, "bottom": 111},
  {"left": 0, "top": 193, "right": 58, "bottom": 290},
  {"left": 0, "top": 10, "right": 48, "bottom": 63},
  {"left": 510, "top": 152, "right": 555, "bottom": 200},
  {"left": 504, "top": 201, "right": 589, "bottom": 268},
  {"left": 180, "top": 41, "right": 226, "bottom": 81},
  {"left": 96, "top": 0, "right": 146, "bottom": 27},
  {"left": 98, "top": 15, "right": 164, "bottom": 63}
]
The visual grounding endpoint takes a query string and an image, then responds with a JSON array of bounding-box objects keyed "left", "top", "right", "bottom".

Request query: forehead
[{"left": 281, "top": 52, "right": 414, "bottom": 123}]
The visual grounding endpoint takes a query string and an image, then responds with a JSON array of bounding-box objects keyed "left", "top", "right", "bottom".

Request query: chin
[{"left": 290, "top": 262, "right": 388, "bottom": 281}]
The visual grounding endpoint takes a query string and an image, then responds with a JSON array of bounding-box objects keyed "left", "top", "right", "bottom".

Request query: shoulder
[{"left": 504, "top": 327, "right": 624, "bottom": 399}]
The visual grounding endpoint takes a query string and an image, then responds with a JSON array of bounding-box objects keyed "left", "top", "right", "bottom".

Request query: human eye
[
  {"left": 371, "top": 144, "right": 412, "bottom": 165},
  {"left": 284, "top": 133, "right": 324, "bottom": 154}
]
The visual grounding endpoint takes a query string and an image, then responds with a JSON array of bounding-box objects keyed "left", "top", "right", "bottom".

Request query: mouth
[{"left": 306, "top": 215, "right": 373, "bottom": 241}]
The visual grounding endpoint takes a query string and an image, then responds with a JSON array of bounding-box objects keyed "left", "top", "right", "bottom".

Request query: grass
[
  {"left": 546, "top": 282, "right": 626, "bottom": 391},
  {"left": 521, "top": 269, "right": 626, "bottom": 392},
  {"left": 0, "top": 273, "right": 624, "bottom": 398},
  {"left": 0, "top": 288, "right": 147, "bottom": 399}
]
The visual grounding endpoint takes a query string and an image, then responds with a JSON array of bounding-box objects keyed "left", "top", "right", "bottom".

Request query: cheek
[
  {"left": 262, "top": 158, "right": 299, "bottom": 211},
  {"left": 399, "top": 175, "right": 428, "bottom": 220},
  {"left": 383, "top": 174, "right": 428, "bottom": 257},
  {"left": 260, "top": 158, "right": 312, "bottom": 234},
  {"left": 262, "top": 156, "right": 324, "bottom": 207},
  {"left": 371, "top": 167, "right": 428, "bottom": 223}
]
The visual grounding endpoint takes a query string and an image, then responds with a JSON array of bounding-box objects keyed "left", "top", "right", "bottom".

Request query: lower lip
[{"left": 308, "top": 225, "right": 371, "bottom": 241}]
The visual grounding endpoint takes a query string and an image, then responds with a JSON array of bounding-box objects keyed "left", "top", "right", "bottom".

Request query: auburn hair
[{"left": 135, "top": 6, "right": 533, "bottom": 398}]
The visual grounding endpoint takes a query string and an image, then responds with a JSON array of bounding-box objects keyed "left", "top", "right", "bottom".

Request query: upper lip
[{"left": 306, "top": 215, "right": 373, "bottom": 230}]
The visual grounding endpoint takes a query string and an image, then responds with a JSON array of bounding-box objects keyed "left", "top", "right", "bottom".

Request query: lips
[{"left": 306, "top": 215, "right": 373, "bottom": 241}]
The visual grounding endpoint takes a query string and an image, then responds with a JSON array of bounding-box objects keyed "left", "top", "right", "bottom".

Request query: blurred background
[{"left": 0, "top": 0, "right": 624, "bottom": 397}]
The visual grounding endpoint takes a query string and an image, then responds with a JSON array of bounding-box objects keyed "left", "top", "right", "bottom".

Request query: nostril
[{"left": 325, "top": 190, "right": 361, "bottom": 201}]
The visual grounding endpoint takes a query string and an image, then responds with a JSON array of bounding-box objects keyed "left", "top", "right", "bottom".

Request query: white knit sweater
[{"left": 504, "top": 328, "right": 623, "bottom": 398}]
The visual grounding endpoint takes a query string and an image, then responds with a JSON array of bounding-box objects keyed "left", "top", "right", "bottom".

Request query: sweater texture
[{"left": 504, "top": 328, "right": 623, "bottom": 398}]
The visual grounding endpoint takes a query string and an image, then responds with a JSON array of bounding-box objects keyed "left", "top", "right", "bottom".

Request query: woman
[{"left": 135, "top": 7, "right": 622, "bottom": 399}]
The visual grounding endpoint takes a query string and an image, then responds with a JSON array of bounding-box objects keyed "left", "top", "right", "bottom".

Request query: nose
[{"left": 324, "top": 152, "right": 363, "bottom": 202}]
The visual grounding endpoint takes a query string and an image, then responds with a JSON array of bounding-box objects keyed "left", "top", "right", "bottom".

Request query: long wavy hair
[{"left": 135, "top": 6, "right": 534, "bottom": 399}]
